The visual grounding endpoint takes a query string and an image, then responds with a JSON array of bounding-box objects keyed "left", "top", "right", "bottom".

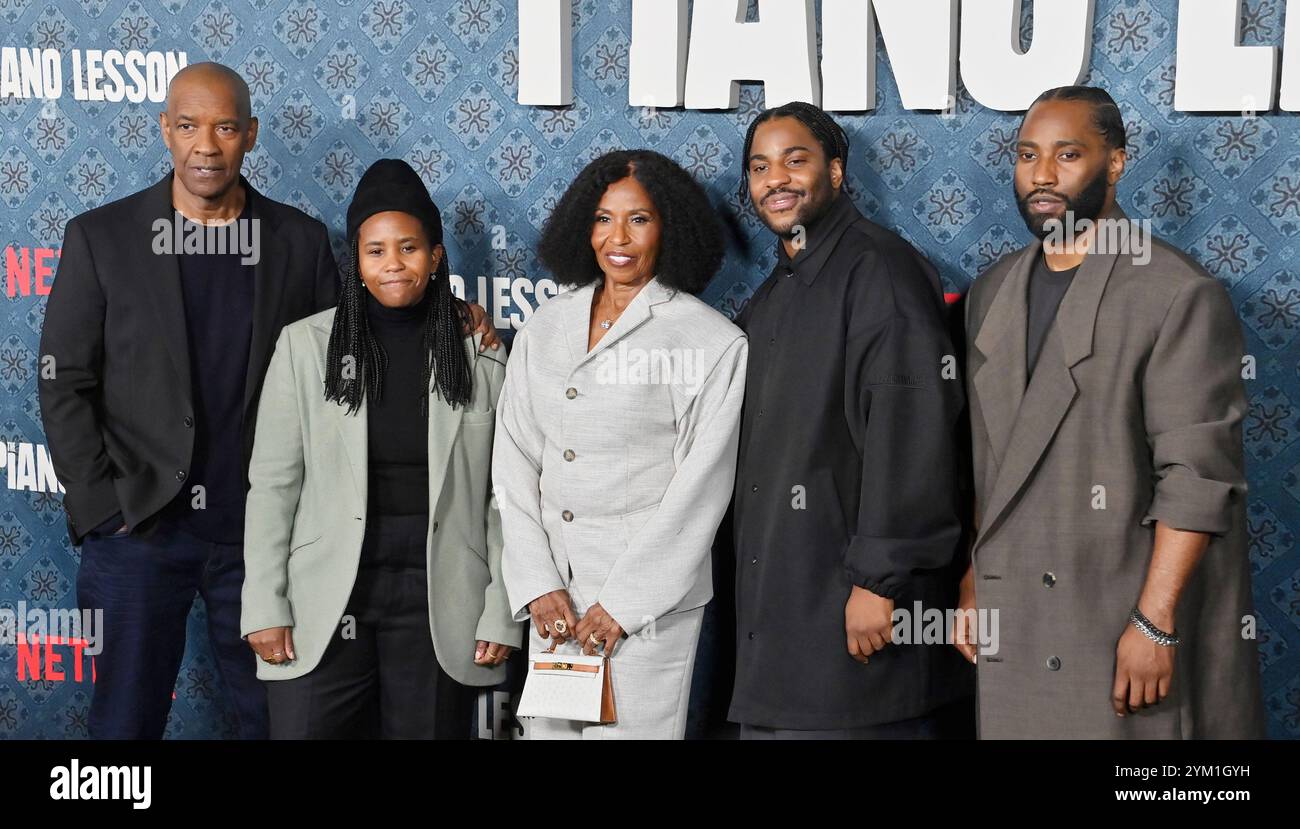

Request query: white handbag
[{"left": 516, "top": 642, "right": 617, "bottom": 725}]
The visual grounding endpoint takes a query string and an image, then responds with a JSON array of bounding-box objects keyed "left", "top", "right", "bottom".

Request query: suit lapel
[
  {"left": 975, "top": 331, "right": 1077, "bottom": 546},
  {"left": 564, "top": 278, "right": 673, "bottom": 373},
  {"left": 560, "top": 283, "right": 595, "bottom": 364},
  {"left": 425, "top": 338, "right": 477, "bottom": 518},
  {"left": 242, "top": 181, "right": 289, "bottom": 424},
  {"left": 971, "top": 243, "right": 1035, "bottom": 469},
  {"left": 138, "top": 173, "right": 193, "bottom": 404},
  {"left": 310, "top": 315, "right": 368, "bottom": 512},
  {"left": 137, "top": 172, "right": 285, "bottom": 416},
  {"left": 974, "top": 234, "right": 1121, "bottom": 548}
]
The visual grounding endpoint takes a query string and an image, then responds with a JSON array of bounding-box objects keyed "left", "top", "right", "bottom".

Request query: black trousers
[{"left": 265, "top": 513, "right": 475, "bottom": 739}]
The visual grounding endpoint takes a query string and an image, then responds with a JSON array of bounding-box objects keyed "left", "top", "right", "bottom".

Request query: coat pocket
[
  {"left": 466, "top": 543, "right": 488, "bottom": 564},
  {"left": 288, "top": 527, "right": 323, "bottom": 555},
  {"left": 619, "top": 502, "right": 660, "bottom": 547}
]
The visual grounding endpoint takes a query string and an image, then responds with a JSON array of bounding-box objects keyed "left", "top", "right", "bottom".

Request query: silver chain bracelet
[{"left": 1130, "top": 607, "right": 1180, "bottom": 647}]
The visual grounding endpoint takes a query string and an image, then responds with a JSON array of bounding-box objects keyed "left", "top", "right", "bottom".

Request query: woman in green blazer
[{"left": 240, "top": 159, "right": 519, "bottom": 739}]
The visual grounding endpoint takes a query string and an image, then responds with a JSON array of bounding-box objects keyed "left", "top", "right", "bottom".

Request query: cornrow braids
[
  {"left": 1029, "top": 85, "right": 1128, "bottom": 151},
  {"left": 737, "top": 101, "right": 851, "bottom": 202},
  {"left": 324, "top": 238, "right": 473, "bottom": 416}
]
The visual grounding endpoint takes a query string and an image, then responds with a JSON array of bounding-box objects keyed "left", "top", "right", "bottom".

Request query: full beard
[{"left": 1016, "top": 166, "right": 1110, "bottom": 240}]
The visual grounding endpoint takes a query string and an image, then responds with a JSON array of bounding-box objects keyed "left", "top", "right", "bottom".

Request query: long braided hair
[{"left": 323, "top": 233, "right": 473, "bottom": 416}]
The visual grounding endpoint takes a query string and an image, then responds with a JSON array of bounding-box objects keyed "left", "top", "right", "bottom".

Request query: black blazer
[{"left": 38, "top": 172, "right": 339, "bottom": 545}]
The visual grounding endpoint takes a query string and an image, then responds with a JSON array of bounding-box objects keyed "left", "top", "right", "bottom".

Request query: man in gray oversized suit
[{"left": 955, "top": 85, "right": 1266, "bottom": 738}]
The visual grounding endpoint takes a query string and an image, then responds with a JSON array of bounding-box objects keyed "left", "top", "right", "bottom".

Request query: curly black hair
[{"left": 537, "top": 150, "right": 725, "bottom": 295}]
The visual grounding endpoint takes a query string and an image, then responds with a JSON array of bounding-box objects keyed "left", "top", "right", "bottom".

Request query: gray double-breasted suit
[{"left": 965, "top": 212, "right": 1266, "bottom": 739}]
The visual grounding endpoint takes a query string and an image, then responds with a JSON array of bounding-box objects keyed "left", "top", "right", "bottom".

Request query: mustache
[
  {"left": 1019, "top": 189, "right": 1071, "bottom": 205},
  {"left": 761, "top": 187, "right": 806, "bottom": 206}
]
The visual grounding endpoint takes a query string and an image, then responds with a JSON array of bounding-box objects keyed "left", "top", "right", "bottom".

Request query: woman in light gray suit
[
  {"left": 241, "top": 160, "right": 519, "bottom": 739},
  {"left": 494, "top": 150, "right": 747, "bottom": 739}
]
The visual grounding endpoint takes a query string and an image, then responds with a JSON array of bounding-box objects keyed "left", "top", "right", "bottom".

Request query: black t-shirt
[
  {"left": 163, "top": 202, "right": 255, "bottom": 543},
  {"left": 1026, "top": 254, "right": 1079, "bottom": 379}
]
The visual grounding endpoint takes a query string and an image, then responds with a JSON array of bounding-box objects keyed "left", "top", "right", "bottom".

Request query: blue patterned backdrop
[{"left": 0, "top": 0, "right": 1297, "bottom": 738}]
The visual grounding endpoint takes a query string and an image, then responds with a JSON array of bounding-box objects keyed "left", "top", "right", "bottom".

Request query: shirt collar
[{"left": 773, "top": 189, "right": 861, "bottom": 286}]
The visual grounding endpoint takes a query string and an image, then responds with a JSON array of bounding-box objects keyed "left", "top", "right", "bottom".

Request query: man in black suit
[
  {"left": 39, "top": 62, "right": 498, "bottom": 739},
  {"left": 38, "top": 62, "right": 330, "bottom": 739}
]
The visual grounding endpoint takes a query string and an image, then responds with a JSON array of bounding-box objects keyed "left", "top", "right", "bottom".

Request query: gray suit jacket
[
  {"left": 965, "top": 209, "right": 1266, "bottom": 738},
  {"left": 494, "top": 279, "right": 747, "bottom": 636},
  {"left": 240, "top": 308, "right": 521, "bottom": 685}
]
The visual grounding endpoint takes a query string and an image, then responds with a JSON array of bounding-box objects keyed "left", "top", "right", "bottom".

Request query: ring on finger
[
  {"left": 588, "top": 632, "right": 601, "bottom": 646},
  {"left": 552, "top": 619, "right": 568, "bottom": 635}
]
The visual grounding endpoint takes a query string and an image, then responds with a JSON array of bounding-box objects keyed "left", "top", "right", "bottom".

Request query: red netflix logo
[
  {"left": 5, "top": 245, "right": 61, "bottom": 298},
  {"left": 15, "top": 634, "right": 96, "bottom": 683}
]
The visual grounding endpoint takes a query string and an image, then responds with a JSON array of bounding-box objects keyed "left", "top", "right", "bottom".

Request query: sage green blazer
[{"left": 240, "top": 307, "right": 521, "bottom": 685}]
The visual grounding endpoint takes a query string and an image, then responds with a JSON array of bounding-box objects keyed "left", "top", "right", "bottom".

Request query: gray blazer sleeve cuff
[
  {"left": 1142, "top": 474, "right": 1237, "bottom": 536},
  {"left": 474, "top": 615, "right": 523, "bottom": 649},
  {"left": 240, "top": 601, "right": 295, "bottom": 639}
]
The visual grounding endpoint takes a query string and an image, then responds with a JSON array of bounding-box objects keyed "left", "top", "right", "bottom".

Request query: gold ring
[
  {"left": 552, "top": 619, "right": 568, "bottom": 635},
  {"left": 588, "top": 633, "right": 601, "bottom": 646}
]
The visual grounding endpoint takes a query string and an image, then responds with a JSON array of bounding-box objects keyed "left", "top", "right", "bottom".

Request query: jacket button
[
  {"left": 751, "top": 557, "right": 758, "bottom": 565},
  {"left": 565, "top": 387, "right": 577, "bottom": 399},
  {"left": 1042, "top": 572, "right": 1056, "bottom": 588},
  {"left": 747, "top": 632, "right": 755, "bottom": 640},
  {"left": 751, "top": 484, "right": 758, "bottom": 492},
  {"left": 175, "top": 470, "right": 187, "bottom": 481},
  {"left": 563, "top": 449, "right": 575, "bottom": 461},
  {"left": 562, "top": 510, "right": 574, "bottom": 522},
  {"left": 1046, "top": 656, "right": 1061, "bottom": 671},
  {"left": 183, "top": 416, "right": 194, "bottom": 428}
]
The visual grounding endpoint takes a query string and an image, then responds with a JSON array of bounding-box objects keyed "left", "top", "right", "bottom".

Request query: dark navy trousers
[{"left": 76, "top": 516, "right": 268, "bottom": 739}]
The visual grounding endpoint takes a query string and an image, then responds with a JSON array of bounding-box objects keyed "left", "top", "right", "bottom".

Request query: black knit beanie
[{"left": 346, "top": 158, "right": 443, "bottom": 246}]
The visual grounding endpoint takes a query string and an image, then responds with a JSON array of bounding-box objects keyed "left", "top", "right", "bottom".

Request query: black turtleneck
[{"left": 365, "top": 287, "right": 431, "bottom": 517}]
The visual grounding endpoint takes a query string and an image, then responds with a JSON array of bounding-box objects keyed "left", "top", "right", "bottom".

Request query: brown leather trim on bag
[
  {"left": 533, "top": 661, "right": 599, "bottom": 674},
  {"left": 600, "top": 658, "right": 617, "bottom": 724}
]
